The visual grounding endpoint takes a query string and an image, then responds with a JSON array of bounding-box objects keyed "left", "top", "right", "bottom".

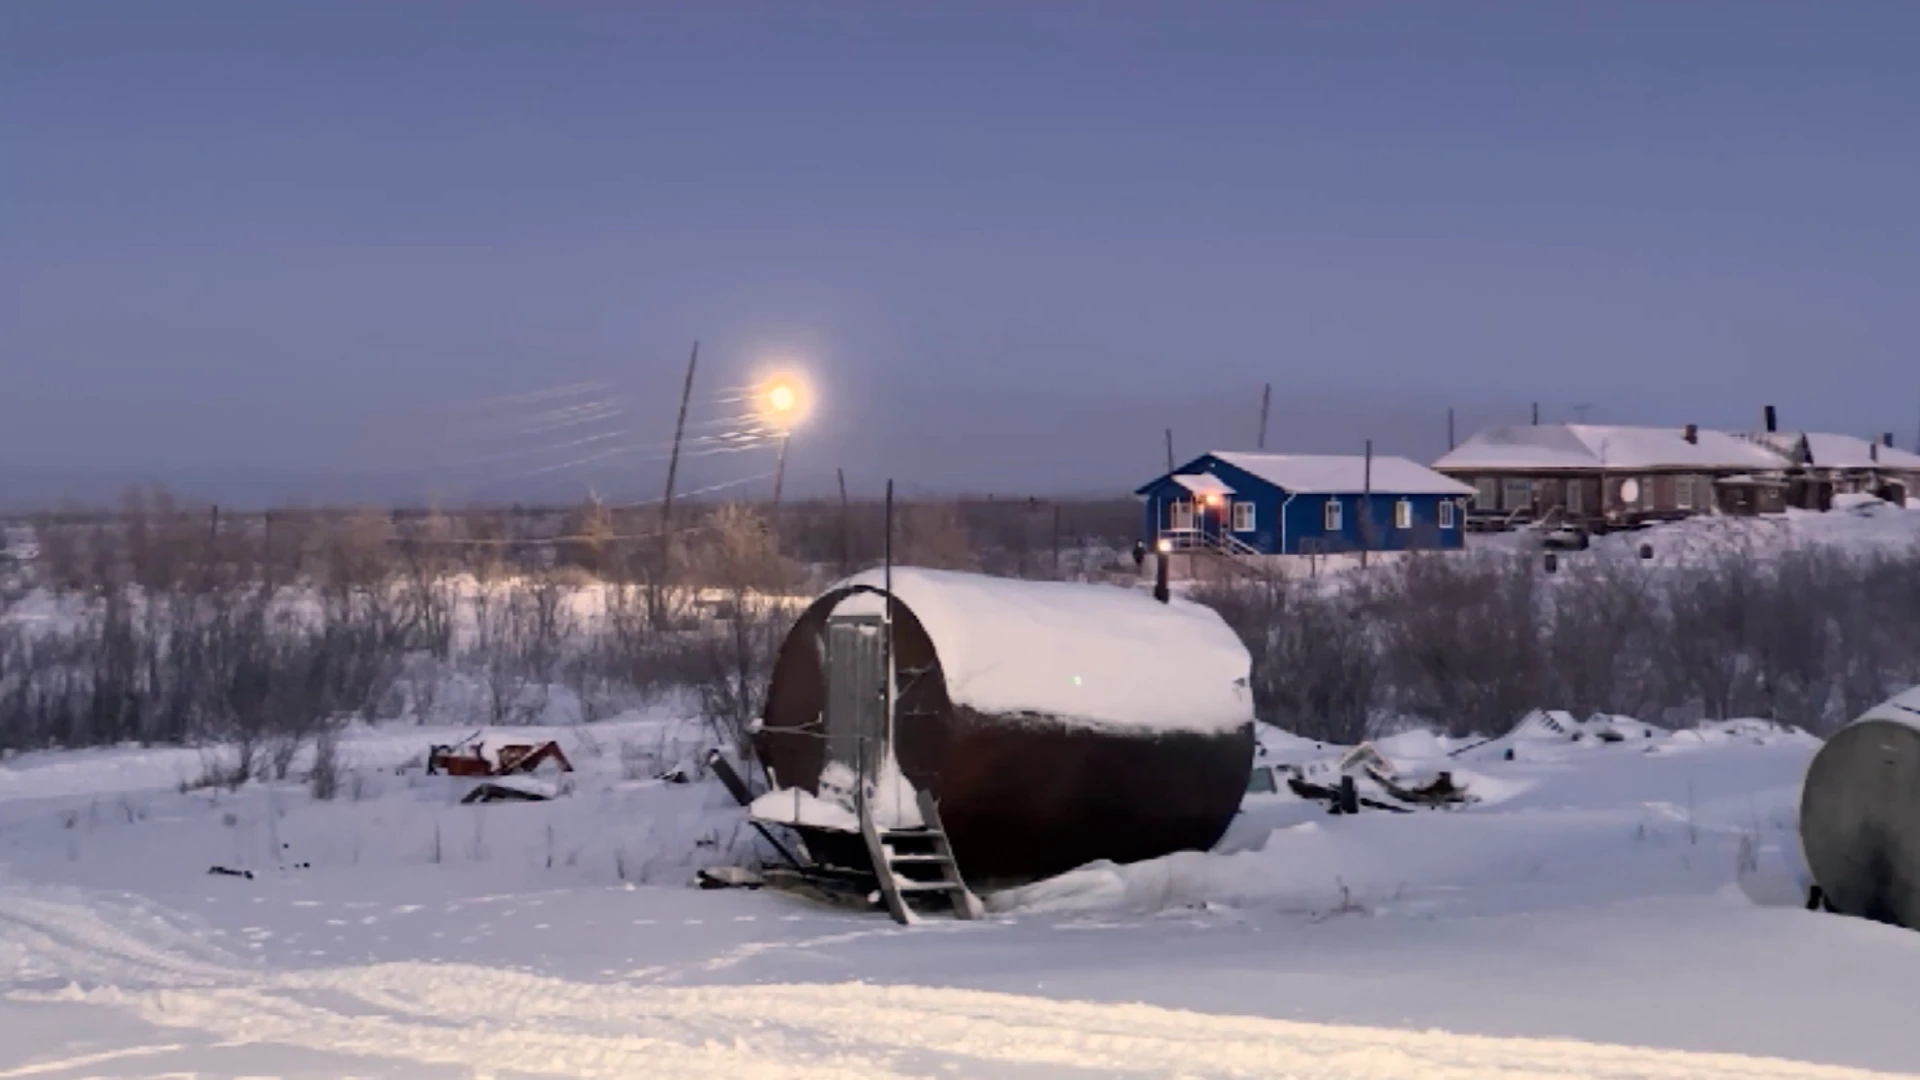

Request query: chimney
[
  {"left": 1871, "top": 441, "right": 1880, "bottom": 463},
  {"left": 1683, "top": 423, "right": 1698, "bottom": 444},
  {"left": 1884, "top": 432, "right": 1896, "bottom": 448},
  {"left": 1763, "top": 405, "right": 1777, "bottom": 433}
]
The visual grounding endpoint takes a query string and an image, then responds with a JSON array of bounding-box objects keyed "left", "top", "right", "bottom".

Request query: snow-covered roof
[
  {"left": 1173, "top": 473, "right": 1236, "bottom": 497},
  {"left": 1433, "top": 425, "right": 1787, "bottom": 473},
  {"left": 830, "top": 567, "right": 1253, "bottom": 737},
  {"left": 1208, "top": 452, "right": 1474, "bottom": 497},
  {"left": 1751, "top": 431, "right": 1920, "bottom": 472}
]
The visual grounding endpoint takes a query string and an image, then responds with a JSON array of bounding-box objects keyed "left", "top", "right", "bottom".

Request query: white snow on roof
[
  {"left": 1173, "top": 473, "right": 1236, "bottom": 497},
  {"left": 1433, "top": 425, "right": 1787, "bottom": 472},
  {"left": 831, "top": 567, "right": 1252, "bottom": 737},
  {"left": 1209, "top": 452, "right": 1473, "bottom": 496},
  {"left": 1797, "top": 433, "right": 1920, "bottom": 472}
]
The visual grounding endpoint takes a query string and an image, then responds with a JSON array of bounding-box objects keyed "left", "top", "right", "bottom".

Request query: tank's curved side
[
  {"left": 756, "top": 584, "right": 1256, "bottom": 887},
  {"left": 1800, "top": 717, "right": 1920, "bottom": 930},
  {"left": 908, "top": 709, "right": 1254, "bottom": 887}
]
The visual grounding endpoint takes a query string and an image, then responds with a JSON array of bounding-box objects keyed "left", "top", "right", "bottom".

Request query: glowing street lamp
[{"left": 760, "top": 372, "right": 812, "bottom": 506}]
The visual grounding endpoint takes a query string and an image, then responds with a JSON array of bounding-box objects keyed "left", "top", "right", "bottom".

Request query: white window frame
[
  {"left": 1676, "top": 475, "right": 1696, "bottom": 511},
  {"left": 1439, "top": 499, "right": 1457, "bottom": 529},
  {"left": 1323, "top": 498, "right": 1343, "bottom": 531},
  {"left": 1394, "top": 499, "right": 1413, "bottom": 530},
  {"left": 1231, "top": 500, "right": 1255, "bottom": 532},
  {"left": 1169, "top": 499, "right": 1193, "bottom": 530}
]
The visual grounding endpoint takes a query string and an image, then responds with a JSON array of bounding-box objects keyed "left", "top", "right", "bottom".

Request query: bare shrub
[
  {"left": 1373, "top": 552, "right": 1545, "bottom": 738},
  {"left": 467, "top": 570, "right": 576, "bottom": 726},
  {"left": 1539, "top": 555, "right": 1664, "bottom": 719},
  {"left": 309, "top": 729, "right": 341, "bottom": 801},
  {"left": 1193, "top": 576, "right": 1379, "bottom": 744},
  {"left": 898, "top": 502, "right": 978, "bottom": 571},
  {"left": 677, "top": 505, "right": 803, "bottom": 754}
]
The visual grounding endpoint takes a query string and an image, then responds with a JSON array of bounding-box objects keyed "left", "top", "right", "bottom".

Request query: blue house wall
[{"left": 1135, "top": 454, "right": 1467, "bottom": 556}]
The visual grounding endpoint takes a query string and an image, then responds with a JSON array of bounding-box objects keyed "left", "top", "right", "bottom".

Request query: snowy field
[
  {"left": 1471, "top": 496, "right": 1920, "bottom": 564},
  {"left": 6, "top": 707, "right": 1920, "bottom": 1078}
]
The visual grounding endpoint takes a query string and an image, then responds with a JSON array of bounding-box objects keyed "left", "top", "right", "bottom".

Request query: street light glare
[{"left": 757, "top": 369, "right": 814, "bottom": 430}]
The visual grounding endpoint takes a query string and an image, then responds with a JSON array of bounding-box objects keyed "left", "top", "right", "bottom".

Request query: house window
[
  {"left": 1676, "top": 476, "right": 1696, "bottom": 511},
  {"left": 1474, "top": 477, "right": 1498, "bottom": 509},
  {"left": 1231, "top": 501, "right": 1255, "bottom": 532},
  {"left": 1567, "top": 480, "right": 1585, "bottom": 515},
  {"left": 1169, "top": 500, "right": 1193, "bottom": 530},
  {"left": 1439, "top": 500, "right": 1457, "bottom": 529},
  {"left": 1502, "top": 477, "right": 1532, "bottom": 512},
  {"left": 1323, "top": 498, "right": 1343, "bottom": 531},
  {"left": 1394, "top": 499, "right": 1413, "bottom": 529}
]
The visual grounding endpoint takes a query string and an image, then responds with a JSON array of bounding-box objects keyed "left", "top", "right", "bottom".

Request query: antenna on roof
[
  {"left": 1258, "top": 383, "right": 1272, "bottom": 450},
  {"left": 1571, "top": 404, "right": 1593, "bottom": 424}
]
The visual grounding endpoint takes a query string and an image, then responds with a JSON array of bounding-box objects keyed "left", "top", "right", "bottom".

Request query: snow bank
[{"left": 829, "top": 567, "right": 1252, "bottom": 736}]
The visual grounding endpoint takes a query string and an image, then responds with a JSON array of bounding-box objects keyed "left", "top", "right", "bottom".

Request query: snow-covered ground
[
  {"left": 1472, "top": 497, "right": 1920, "bottom": 565},
  {"left": 6, "top": 706, "right": 1920, "bottom": 1078}
]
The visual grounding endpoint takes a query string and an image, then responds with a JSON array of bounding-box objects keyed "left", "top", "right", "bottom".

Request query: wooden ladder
[{"left": 858, "top": 788, "right": 981, "bottom": 925}]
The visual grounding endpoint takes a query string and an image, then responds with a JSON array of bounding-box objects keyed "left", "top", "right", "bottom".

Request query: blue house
[{"left": 1134, "top": 452, "right": 1475, "bottom": 556}]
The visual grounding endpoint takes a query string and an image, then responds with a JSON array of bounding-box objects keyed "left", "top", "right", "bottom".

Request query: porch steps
[{"left": 858, "top": 788, "right": 981, "bottom": 925}]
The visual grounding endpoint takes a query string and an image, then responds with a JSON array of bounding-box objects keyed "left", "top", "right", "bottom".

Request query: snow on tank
[
  {"left": 755, "top": 567, "right": 1257, "bottom": 885},
  {"left": 1799, "top": 684, "right": 1920, "bottom": 930},
  {"left": 826, "top": 567, "right": 1253, "bottom": 736}
]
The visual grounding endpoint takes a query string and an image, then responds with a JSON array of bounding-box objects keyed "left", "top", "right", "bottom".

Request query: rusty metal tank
[
  {"left": 754, "top": 567, "right": 1256, "bottom": 887},
  {"left": 1800, "top": 685, "right": 1920, "bottom": 930}
]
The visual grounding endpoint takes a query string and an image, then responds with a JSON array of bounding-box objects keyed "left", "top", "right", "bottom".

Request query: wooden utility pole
[
  {"left": 1258, "top": 383, "right": 1272, "bottom": 450},
  {"left": 772, "top": 430, "right": 792, "bottom": 507},
  {"left": 836, "top": 466, "right": 852, "bottom": 576},
  {"left": 1361, "top": 438, "right": 1373, "bottom": 570},
  {"left": 1052, "top": 502, "right": 1062, "bottom": 580},
  {"left": 1447, "top": 407, "right": 1456, "bottom": 451},
  {"left": 1531, "top": 401, "right": 1540, "bottom": 425},
  {"left": 1164, "top": 428, "right": 1175, "bottom": 472},
  {"left": 654, "top": 341, "right": 699, "bottom": 626}
]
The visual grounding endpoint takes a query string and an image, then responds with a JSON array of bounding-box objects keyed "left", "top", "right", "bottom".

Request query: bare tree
[{"left": 684, "top": 504, "right": 801, "bottom": 754}]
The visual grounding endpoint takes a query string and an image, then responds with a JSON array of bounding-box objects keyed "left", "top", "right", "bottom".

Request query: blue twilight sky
[{"left": 3, "top": 2, "right": 1917, "bottom": 506}]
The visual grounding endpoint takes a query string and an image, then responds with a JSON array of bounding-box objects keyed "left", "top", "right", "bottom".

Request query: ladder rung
[
  {"left": 880, "top": 829, "right": 946, "bottom": 842},
  {"left": 895, "top": 881, "right": 966, "bottom": 894},
  {"left": 888, "top": 854, "right": 953, "bottom": 865}
]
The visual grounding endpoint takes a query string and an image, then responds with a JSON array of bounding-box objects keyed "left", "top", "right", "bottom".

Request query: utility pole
[
  {"left": 1361, "top": 438, "right": 1373, "bottom": 570},
  {"left": 836, "top": 466, "right": 852, "bottom": 576},
  {"left": 1258, "top": 383, "right": 1272, "bottom": 450},
  {"left": 771, "top": 430, "right": 792, "bottom": 507},
  {"left": 1164, "top": 428, "right": 1175, "bottom": 473},
  {"left": 1052, "top": 503, "right": 1062, "bottom": 580},
  {"left": 655, "top": 341, "right": 698, "bottom": 626},
  {"left": 1446, "top": 407, "right": 1456, "bottom": 451},
  {"left": 1531, "top": 401, "right": 1540, "bottom": 426}
]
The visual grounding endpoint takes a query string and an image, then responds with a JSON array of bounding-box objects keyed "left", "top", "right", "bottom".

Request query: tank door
[{"left": 823, "top": 614, "right": 888, "bottom": 783}]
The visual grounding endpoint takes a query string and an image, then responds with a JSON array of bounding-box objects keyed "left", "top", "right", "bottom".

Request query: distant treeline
[{"left": 8, "top": 487, "right": 1140, "bottom": 589}]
